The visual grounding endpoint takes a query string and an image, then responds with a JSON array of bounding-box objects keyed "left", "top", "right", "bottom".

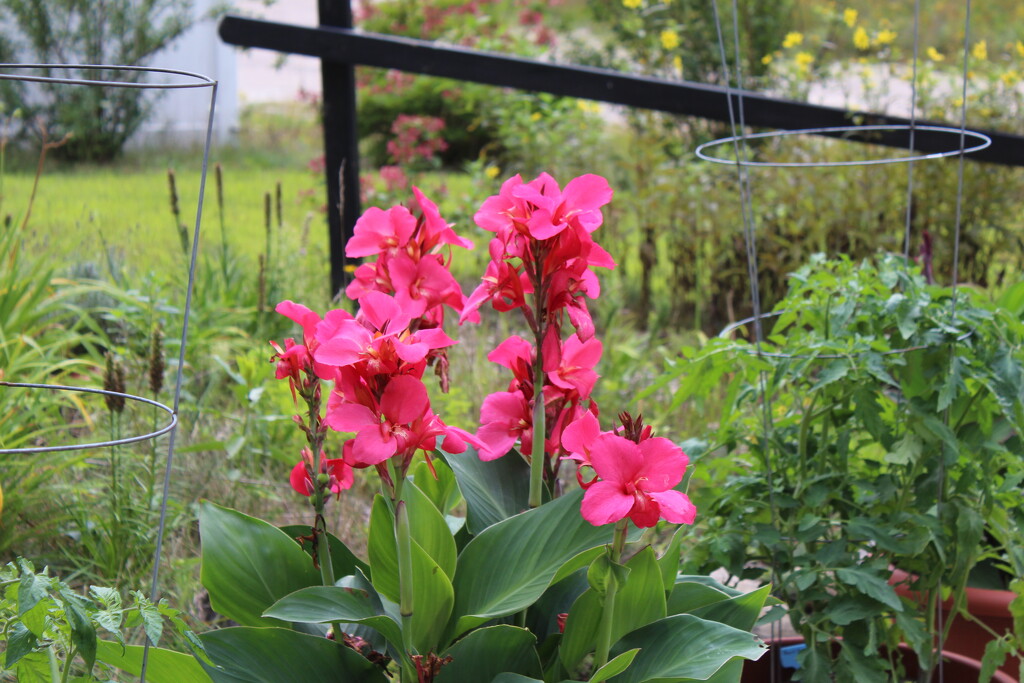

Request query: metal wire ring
[
  {"left": 0, "top": 381, "right": 177, "bottom": 454},
  {"left": 719, "top": 309, "right": 972, "bottom": 360},
  {"left": 695, "top": 124, "right": 992, "bottom": 168},
  {"left": 0, "top": 63, "right": 215, "bottom": 89}
]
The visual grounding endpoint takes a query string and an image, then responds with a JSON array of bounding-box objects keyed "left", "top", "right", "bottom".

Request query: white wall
[{"left": 142, "top": 0, "right": 238, "bottom": 146}]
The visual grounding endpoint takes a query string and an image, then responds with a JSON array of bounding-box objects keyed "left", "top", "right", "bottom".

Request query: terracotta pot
[
  {"left": 891, "top": 567, "right": 1016, "bottom": 678},
  {"left": 740, "top": 636, "right": 1016, "bottom": 683}
]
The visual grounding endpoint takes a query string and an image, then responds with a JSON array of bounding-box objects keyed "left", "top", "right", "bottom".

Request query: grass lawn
[{"left": 3, "top": 164, "right": 326, "bottom": 275}]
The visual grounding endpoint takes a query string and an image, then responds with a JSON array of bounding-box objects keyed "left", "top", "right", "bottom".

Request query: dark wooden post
[{"left": 317, "top": 0, "right": 361, "bottom": 299}]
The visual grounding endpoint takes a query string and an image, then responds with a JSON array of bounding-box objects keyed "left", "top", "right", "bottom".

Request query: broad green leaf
[
  {"left": 885, "top": 433, "right": 922, "bottom": 466},
  {"left": 490, "top": 676, "right": 545, "bottom": 683},
  {"left": 65, "top": 598, "right": 98, "bottom": 674},
  {"left": 559, "top": 588, "right": 602, "bottom": 674},
  {"left": 835, "top": 567, "right": 903, "bottom": 611},
  {"left": 404, "top": 480, "right": 458, "bottom": 580},
  {"left": 132, "top": 591, "right": 164, "bottom": 647},
  {"left": 435, "top": 626, "right": 542, "bottom": 683},
  {"left": 440, "top": 447, "right": 531, "bottom": 535},
  {"left": 11, "top": 651, "right": 51, "bottom": 683},
  {"left": 667, "top": 580, "right": 735, "bottom": 616},
  {"left": 406, "top": 533, "right": 455, "bottom": 653},
  {"left": 607, "top": 614, "right": 767, "bottom": 682},
  {"left": 368, "top": 495, "right": 401, "bottom": 601},
  {"left": 561, "top": 548, "right": 666, "bottom": 673},
  {"left": 827, "top": 595, "right": 884, "bottom": 626},
  {"left": 658, "top": 526, "right": 686, "bottom": 593},
  {"left": 413, "top": 457, "right": 460, "bottom": 514},
  {"left": 674, "top": 575, "right": 745, "bottom": 597},
  {"left": 5, "top": 621, "right": 37, "bottom": 668},
  {"left": 590, "top": 648, "right": 640, "bottom": 683},
  {"left": 278, "top": 525, "right": 369, "bottom": 578},
  {"left": 263, "top": 586, "right": 404, "bottom": 654},
  {"left": 20, "top": 600, "right": 48, "bottom": 639},
  {"left": 811, "top": 358, "right": 851, "bottom": 391},
  {"left": 691, "top": 585, "right": 771, "bottom": 631},
  {"left": 17, "top": 562, "right": 49, "bottom": 615},
  {"left": 199, "top": 502, "right": 321, "bottom": 627},
  {"left": 95, "top": 641, "right": 212, "bottom": 683},
  {"left": 200, "top": 627, "right": 388, "bottom": 683},
  {"left": 447, "top": 490, "right": 610, "bottom": 639},
  {"left": 366, "top": 495, "right": 454, "bottom": 653},
  {"left": 551, "top": 546, "right": 605, "bottom": 586}
]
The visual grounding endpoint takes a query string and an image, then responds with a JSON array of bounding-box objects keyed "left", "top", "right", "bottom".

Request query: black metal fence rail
[{"left": 219, "top": 13, "right": 1024, "bottom": 294}]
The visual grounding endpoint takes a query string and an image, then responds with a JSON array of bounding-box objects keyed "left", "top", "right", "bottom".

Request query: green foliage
[
  {"left": 0, "top": 558, "right": 207, "bottom": 682},
  {"left": 356, "top": 0, "right": 594, "bottom": 171},
  {"left": 197, "top": 450, "right": 770, "bottom": 681},
  {"left": 0, "top": 1, "right": 197, "bottom": 161},
  {"left": 677, "top": 254, "right": 1024, "bottom": 681}
]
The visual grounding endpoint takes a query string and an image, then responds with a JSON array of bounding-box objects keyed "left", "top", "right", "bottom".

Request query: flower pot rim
[{"left": 890, "top": 567, "right": 1014, "bottom": 616}]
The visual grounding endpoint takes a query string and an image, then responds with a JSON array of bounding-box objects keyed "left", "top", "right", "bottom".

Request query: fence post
[{"left": 317, "top": 0, "right": 360, "bottom": 298}]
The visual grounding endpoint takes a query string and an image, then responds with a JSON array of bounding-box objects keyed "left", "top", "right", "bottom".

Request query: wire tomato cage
[
  {"left": 0, "top": 63, "right": 217, "bottom": 680},
  {"left": 699, "top": 2, "right": 987, "bottom": 682}
]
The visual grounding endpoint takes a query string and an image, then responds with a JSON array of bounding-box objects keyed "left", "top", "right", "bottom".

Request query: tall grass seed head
[
  {"left": 104, "top": 352, "right": 127, "bottom": 414},
  {"left": 148, "top": 324, "right": 165, "bottom": 397}
]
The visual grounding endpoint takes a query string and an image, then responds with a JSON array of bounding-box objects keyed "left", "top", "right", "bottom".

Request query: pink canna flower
[
  {"left": 547, "top": 334, "right": 602, "bottom": 397},
  {"left": 580, "top": 433, "right": 696, "bottom": 528},
  {"left": 410, "top": 186, "right": 473, "bottom": 252},
  {"left": 476, "top": 390, "right": 532, "bottom": 461},
  {"left": 561, "top": 410, "right": 602, "bottom": 467},
  {"left": 345, "top": 205, "right": 418, "bottom": 258}
]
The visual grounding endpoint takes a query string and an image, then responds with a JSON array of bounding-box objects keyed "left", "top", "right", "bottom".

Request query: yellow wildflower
[
  {"left": 530, "top": 112, "right": 542, "bottom": 122},
  {"left": 782, "top": 32, "right": 803, "bottom": 48},
  {"left": 622, "top": 0, "right": 642, "bottom": 9},
  {"left": 761, "top": 54, "right": 773, "bottom": 65},
  {"left": 972, "top": 40, "right": 987, "bottom": 60},
  {"left": 576, "top": 100, "right": 601, "bottom": 114},
  {"left": 673, "top": 55, "right": 683, "bottom": 72},
  {"left": 1016, "top": 40, "right": 1024, "bottom": 58},
  {"left": 952, "top": 97, "right": 964, "bottom": 108},
  {"left": 843, "top": 8, "right": 857, "bottom": 28},
  {"left": 484, "top": 164, "right": 501, "bottom": 179},
  {"left": 1001, "top": 70, "right": 1020, "bottom": 86},
  {"left": 876, "top": 28, "right": 897, "bottom": 46},
  {"left": 795, "top": 51, "right": 814, "bottom": 71},
  {"left": 927, "top": 47, "right": 944, "bottom": 62},
  {"left": 853, "top": 27, "right": 870, "bottom": 50},
  {"left": 660, "top": 29, "right": 680, "bottom": 51}
]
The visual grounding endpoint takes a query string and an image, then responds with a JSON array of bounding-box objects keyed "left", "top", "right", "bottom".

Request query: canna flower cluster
[
  {"left": 273, "top": 173, "right": 695, "bottom": 531},
  {"left": 273, "top": 190, "right": 477, "bottom": 499},
  {"left": 461, "top": 173, "right": 614, "bottom": 485}
]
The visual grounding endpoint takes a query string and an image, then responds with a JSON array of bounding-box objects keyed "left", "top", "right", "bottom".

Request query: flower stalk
[
  {"left": 396, "top": 500, "right": 415, "bottom": 683},
  {"left": 593, "top": 519, "right": 629, "bottom": 670},
  {"left": 529, "top": 334, "right": 546, "bottom": 508}
]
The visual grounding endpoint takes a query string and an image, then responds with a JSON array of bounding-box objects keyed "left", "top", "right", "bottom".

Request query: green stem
[
  {"left": 396, "top": 500, "right": 415, "bottom": 664},
  {"left": 593, "top": 521, "right": 629, "bottom": 671},
  {"left": 529, "top": 332, "right": 546, "bottom": 508}
]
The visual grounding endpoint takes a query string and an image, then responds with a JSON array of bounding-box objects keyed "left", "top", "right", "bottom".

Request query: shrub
[{"left": 0, "top": 0, "right": 195, "bottom": 162}]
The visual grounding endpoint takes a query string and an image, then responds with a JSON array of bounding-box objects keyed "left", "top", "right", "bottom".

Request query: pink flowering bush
[{"left": 195, "top": 173, "right": 767, "bottom": 683}]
